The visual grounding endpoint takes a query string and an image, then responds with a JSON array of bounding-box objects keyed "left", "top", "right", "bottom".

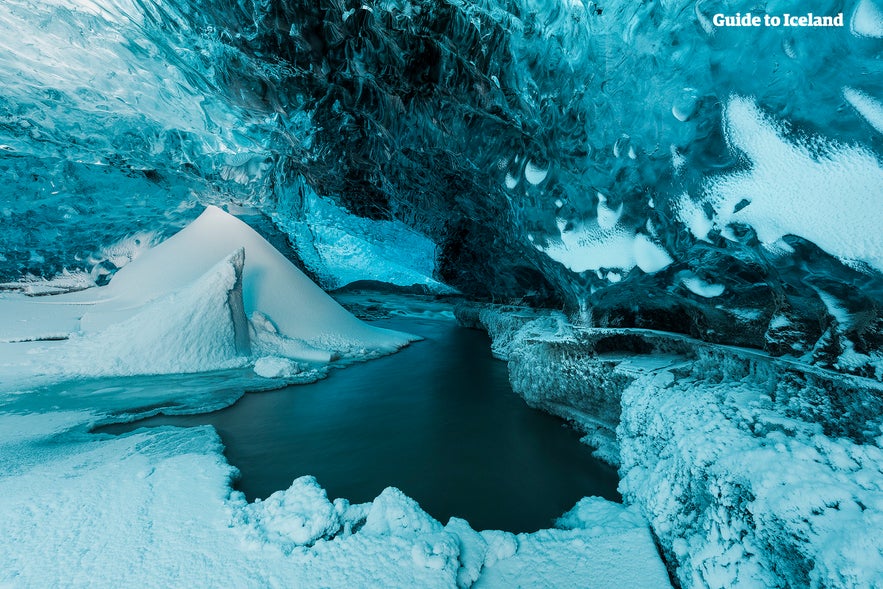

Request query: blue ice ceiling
[{"left": 1, "top": 0, "right": 883, "bottom": 371}]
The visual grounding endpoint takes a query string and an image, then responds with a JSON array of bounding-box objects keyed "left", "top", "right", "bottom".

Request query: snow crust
[{"left": 535, "top": 219, "right": 673, "bottom": 277}]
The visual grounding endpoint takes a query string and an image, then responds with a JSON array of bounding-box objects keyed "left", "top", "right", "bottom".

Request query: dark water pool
[{"left": 99, "top": 317, "right": 619, "bottom": 532}]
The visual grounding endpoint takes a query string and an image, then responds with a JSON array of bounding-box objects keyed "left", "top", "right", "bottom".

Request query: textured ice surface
[
  {"left": 272, "top": 179, "right": 454, "bottom": 292},
  {"left": 0, "top": 0, "right": 880, "bottom": 369},
  {"left": 1, "top": 0, "right": 882, "bottom": 365}
]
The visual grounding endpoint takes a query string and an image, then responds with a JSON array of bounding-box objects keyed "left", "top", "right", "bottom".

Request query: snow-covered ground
[
  {"left": 0, "top": 341, "right": 671, "bottom": 588},
  {"left": 459, "top": 303, "right": 883, "bottom": 588},
  {"left": 0, "top": 393, "right": 672, "bottom": 588}
]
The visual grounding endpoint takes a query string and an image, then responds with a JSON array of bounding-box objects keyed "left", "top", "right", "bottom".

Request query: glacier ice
[
  {"left": 1, "top": 0, "right": 880, "bottom": 369},
  {"left": 1, "top": 0, "right": 883, "bottom": 586}
]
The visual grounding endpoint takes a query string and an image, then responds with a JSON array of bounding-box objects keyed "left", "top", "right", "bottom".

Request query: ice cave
[{"left": 1, "top": 0, "right": 882, "bottom": 587}]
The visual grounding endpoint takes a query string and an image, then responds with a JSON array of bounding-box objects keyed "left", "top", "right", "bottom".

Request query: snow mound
[
  {"left": 0, "top": 206, "right": 417, "bottom": 382},
  {"left": 58, "top": 248, "right": 249, "bottom": 376},
  {"left": 76, "top": 206, "right": 416, "bottom": 357},
  {"left": 242, "top": 476, "right": 340, "bottom": 549}
]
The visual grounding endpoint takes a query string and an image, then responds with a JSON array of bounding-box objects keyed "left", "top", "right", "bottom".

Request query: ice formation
[{"left": 2, "top": 0, "right": 883, "bottom": 586}]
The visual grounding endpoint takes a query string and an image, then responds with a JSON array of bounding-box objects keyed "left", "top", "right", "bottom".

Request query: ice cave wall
[{"left": 1, "top": 0, "right": 883, "bottom": 372}]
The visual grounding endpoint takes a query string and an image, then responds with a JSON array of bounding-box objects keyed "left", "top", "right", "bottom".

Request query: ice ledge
[{"left": 456, "top": 302, "right": 883, "bottom": 587}]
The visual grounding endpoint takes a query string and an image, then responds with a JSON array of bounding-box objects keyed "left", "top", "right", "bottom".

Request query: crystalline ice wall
[{"left": 1, "top": 0, "right": 882, "bottom": 368}]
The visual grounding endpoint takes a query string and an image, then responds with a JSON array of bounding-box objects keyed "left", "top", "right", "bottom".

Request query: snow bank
[
  {"left": 460, "top": 302, "right": 883, "bottom": 587},
  {"left": 57, "top": 248, "right": 249, "bottom": 376},
  {"left": 0, "top": 403, "right": 671, "bottom": 588},
  {"left": 0, "top": 206, "right": 417, "bottom": 382},
  {"left": 619, "top": 356, "right": 883, "bottom": 588}
]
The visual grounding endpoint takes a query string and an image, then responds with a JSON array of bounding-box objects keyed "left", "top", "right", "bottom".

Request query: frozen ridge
[
  {"left": 457, "top": 302, "right": 883, "bottom": 588},
  {"left": 0, "top": 206, "right": 417, "bottom": 386}
]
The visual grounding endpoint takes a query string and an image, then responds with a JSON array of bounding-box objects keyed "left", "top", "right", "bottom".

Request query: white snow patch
[
  {"left": 596, "top": 193, "right": 624, "bottom": 230},
  {"left": 678, "top": 97, "right": 883, "bottom": 272},
  {"left": 633, "top": 234, "right": 674, "bottom": 273},
  {"left": 844, "top": 87, "right": 883, "bottom": 135},
  {"left": 536, "top": 222, "right": 673, "bottom": 277},
  {"left": 681, "top": 273, "right": 725, "bottom": 298},
  {"left": 524, "top": 159, "right": 549, "bottom": 185},
  {"left": 812, "top": 288, "right": 853, "bottom": 330},
  {"left": 253, "top": 356, "right": 303, "bottom": 379},
  {"left": 56, "top": 248, "right": 249, "bottom": 376},
  {"left": 851, "top": 0, "right": 883, "bottom": 37}
]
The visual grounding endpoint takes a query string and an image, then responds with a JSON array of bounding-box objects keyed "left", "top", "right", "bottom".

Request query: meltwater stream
[{"left": 100, "top": 317, "right": 619, "bottom": 532}]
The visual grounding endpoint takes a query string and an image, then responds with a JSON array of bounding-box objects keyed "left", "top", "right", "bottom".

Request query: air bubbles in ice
[
  {"left": 844, "top": 87, "right": 883, "bottom": 134},
  {"left": 851, "top": 0, "right": 883, "bottom": 37},
  {"left": 524, "top": 159, "right": 549, "bottom": 185}
]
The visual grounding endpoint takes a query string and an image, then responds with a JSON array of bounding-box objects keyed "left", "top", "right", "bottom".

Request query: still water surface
[{"left": 101, "top": 317, "right": 619, "bottom": 532}]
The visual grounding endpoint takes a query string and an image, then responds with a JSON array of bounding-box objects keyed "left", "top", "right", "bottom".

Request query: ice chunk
[{"left": 253, "top": 356, "right": 302, "bottom": 379}]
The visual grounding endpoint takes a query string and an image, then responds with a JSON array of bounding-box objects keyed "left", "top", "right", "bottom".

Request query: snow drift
[{"left": 0, "top": 206, "right": 416, "bottom": 382}]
